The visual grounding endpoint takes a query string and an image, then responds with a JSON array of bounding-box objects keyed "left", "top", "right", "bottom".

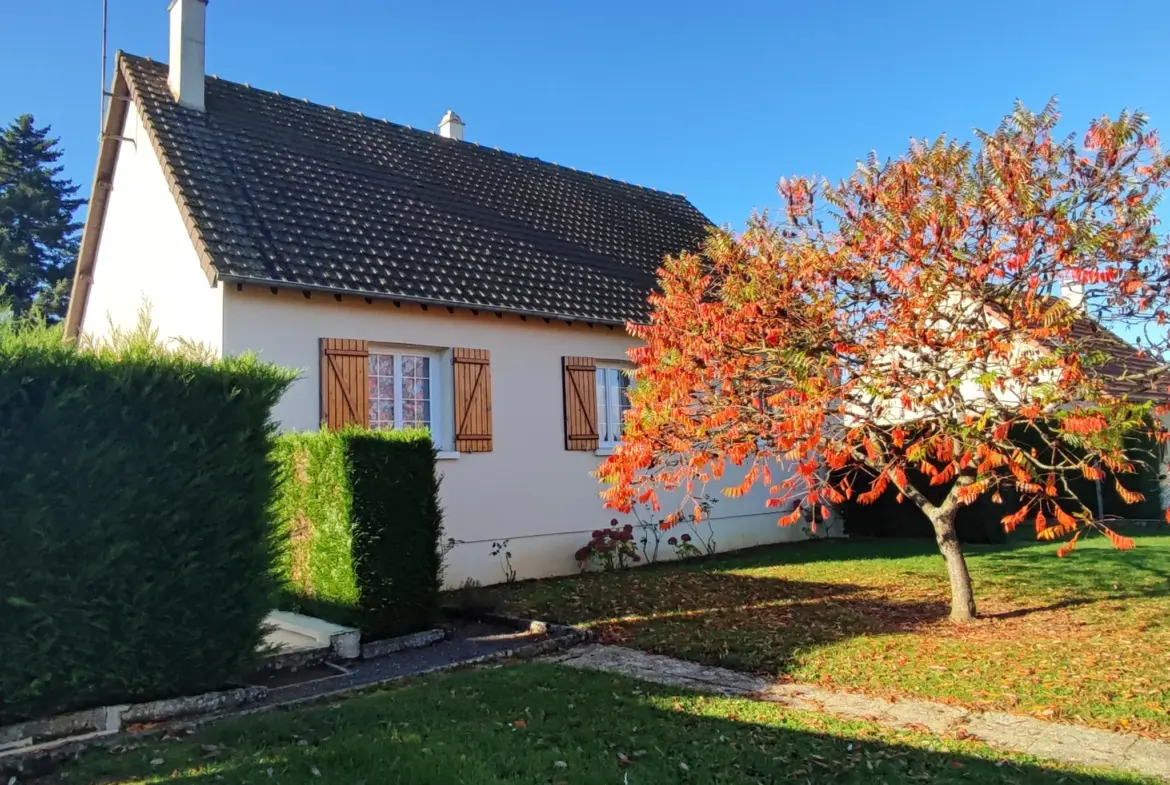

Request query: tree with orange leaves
[{"left": 599, "top": 102, "right": 1170, "bottom": 622}]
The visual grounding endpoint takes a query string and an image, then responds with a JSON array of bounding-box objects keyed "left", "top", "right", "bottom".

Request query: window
[
  {"left": 596, "top": 365, "right": 631, "bottom": 446},
  {"left": 368, "top": 349, "right": 443, "bottom": 444}
]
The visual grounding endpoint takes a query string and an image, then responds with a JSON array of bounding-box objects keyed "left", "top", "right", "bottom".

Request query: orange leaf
[
  {"left": 1114, "top": 480, "right": 1145, "bottom": 505},
  {"left": 1056, "top": 531, "right": 1080, "bottom": 558},
  {"left": 1081, "top": 464, "right": 1104, "bottom": 481},
  {"left": 1104, "top": 527, "right": 1135, "bottom": 551},
  {"left": 929, "top": 463, "right": 956, "bottom": 486},
  {"left": 1001, "top": 506, "right": 1028, "bottom": 532},
  {"left": 777, "top": 508, "right": 803, "bottom": 526}
]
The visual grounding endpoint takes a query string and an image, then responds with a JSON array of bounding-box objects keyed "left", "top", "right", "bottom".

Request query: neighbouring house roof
[
  {"left": 66, "top": 53, "right": 712, "bottom": 335},
  {"left": 1066, "top": 317, "right": 1168, "bottom": 402},
  {"left": 987, "top": 292, "right": 1169, "bottom": 403}
]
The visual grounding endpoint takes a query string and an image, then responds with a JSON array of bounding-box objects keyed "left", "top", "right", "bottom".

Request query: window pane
[
  {"left": 617, "top": 371, "right": 630, "bottom": 437},
  {"left": 596, "top": 368, "right": 607, "bottom": 441},
  {"left": 399, "top": 354, "right": 432, "bottom": 430},
  {"left": 378, "top": 375, "right": 395, "bottom": 399},
  {"left": 607, "top": 368, "right": 621, "bottom": 442},
  {"left": 368, "top": 354, "right": 396, "bottom": 430}
]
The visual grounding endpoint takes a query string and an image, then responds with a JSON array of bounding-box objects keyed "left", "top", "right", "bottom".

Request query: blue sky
[{"left": 3, "top": 0, "right": 1167, "bottom": 226}]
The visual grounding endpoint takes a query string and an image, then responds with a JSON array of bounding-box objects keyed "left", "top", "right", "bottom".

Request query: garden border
[{"left": 0, "top": 616, "right": 587, "bottom": 778}]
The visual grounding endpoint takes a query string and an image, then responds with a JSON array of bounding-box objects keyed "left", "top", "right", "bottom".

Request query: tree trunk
[{"left": 929, "top": 508, "right": 977, "bottom": 622}]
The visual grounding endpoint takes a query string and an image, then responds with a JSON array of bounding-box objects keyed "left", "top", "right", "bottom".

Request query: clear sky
[{"left": 3, "top": 0, "right": 1167, "bottom": 227}]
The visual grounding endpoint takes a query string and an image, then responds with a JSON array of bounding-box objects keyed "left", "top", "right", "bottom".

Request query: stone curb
[
  {"left": 0, "top": 621, "right": 587, "bottom": 778},
  {"left": 259, "top": 626, "right": 588, "bottom": 715},
  {"left": 0, "top": 685, "right": 268, "bottom": 774},
  {"left": 441, "top": 607, "right": 588, "bottom": 639},
  {"left": 360, "top": 627, "right": 447, "bottom": 660},
  {"left": 2, "top": 625, "right": 451, "bottom": 760}
]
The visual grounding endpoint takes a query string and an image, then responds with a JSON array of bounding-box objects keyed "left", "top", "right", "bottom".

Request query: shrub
[
  {"left": 667, "top": 533, "right": 702, "bottom": 559},
  {"left": 575, "top": 521, "right": 641, "bottom": 571},
  {"left": 0, "top": 321, "right": 294, "bottom": 724},
  {"left": 273, "top": 428, "right": 443, "bottom": 639}
]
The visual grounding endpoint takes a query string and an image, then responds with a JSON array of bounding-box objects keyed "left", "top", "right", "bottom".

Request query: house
[{"left": 65, "top": 0, "right": 822, "bottom": 586}]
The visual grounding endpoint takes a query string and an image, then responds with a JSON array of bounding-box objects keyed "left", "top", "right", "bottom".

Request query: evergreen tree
[{"left": 0, "top": 115, "right": 84, "bottom": 321}]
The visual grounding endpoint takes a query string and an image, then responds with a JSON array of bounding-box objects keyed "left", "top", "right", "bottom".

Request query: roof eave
[
  {"left": 220, "top": 274, "right": 639, "bottom": 328},
  {"left": 64, "top": 56, "right": 134, "bottom": 339}
]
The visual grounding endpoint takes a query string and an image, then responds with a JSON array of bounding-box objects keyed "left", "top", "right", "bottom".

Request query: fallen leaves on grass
[{"left": 488, "top": 537, "right": 1170, "bottom": 739}]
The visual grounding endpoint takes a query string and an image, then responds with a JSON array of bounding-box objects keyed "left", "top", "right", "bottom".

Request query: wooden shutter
[
  {"left": 453, "top": 348, "right": 492, "bottom": 452},
  {"left": 563, "top": 356, "right": 598, "bottom": 451},
  {"left": 320, "top": 338, "right": 369, "bottom": 429}
]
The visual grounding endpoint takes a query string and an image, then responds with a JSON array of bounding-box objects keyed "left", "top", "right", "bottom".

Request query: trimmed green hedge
[
  {"left": 273, "top": 428, "right": 443, "bottom": 639},
  {"left": 840, "top": 423, "right": 1164, "bottom": 543},
  {"left": 0, "top": 324, "right": 293, "bottom": 725},
  {"left": 837, "top": 467, "right": 1014, "bottom": 544}
]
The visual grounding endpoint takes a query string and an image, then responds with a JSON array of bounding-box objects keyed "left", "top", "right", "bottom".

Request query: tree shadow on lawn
[
  {"left": 491, "top": 567, "right": 956, "bottom": 676},
  {"left": 491, "top": 568, "right": 867, "bottom": 626},
  {"left": 61, "top": 665, "right": 1142, "bottom": 785},
  {"left": 593, "top": 586, "right": 953, "bottom": 676},
  {"left": 485, "top": 538, "right": 1170, "bottom": 680}
]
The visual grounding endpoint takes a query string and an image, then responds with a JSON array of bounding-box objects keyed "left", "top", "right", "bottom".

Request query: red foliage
[{"left": 598, "top": 101, "right": 1170, "bottom": 567}]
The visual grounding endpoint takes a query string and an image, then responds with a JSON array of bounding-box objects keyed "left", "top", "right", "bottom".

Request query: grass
[
  {"left": 58, "top": 664, "right": 1156, "bottom": 785},
  {"left": 483, "top": 529, "right": 1170, "bottom": 739}
]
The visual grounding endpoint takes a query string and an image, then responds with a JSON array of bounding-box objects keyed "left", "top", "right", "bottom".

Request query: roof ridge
[{"left": 117, "top": 52, "right": 693, "bottom": 203}]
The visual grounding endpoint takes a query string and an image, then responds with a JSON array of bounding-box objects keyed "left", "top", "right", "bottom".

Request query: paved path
[{"left": 546, "top": 644, "right": 1170, "bottom": 781}]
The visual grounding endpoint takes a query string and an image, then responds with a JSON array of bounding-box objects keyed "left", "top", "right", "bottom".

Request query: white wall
[
  {"left": 223, "top": 287, "right": 831, "bottom": 587},
  {"left": 79, "top": 103, "right": 223, "bottom": 353}
]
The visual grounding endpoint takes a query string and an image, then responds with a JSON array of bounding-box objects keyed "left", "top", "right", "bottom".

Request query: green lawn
[
  {"left": 484, "top": 530, "right": 1170, "bottom": 739},
  {"left": 60, "top": 664, "right": 1154, "bottom": 785}
]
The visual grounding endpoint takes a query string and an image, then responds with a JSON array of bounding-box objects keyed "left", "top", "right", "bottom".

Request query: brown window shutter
[
  {"left": 563, "top": 356, "right": 598, "bottom": 451},
  {"left": 320, "top": 338, "right": 370, "bottom": 430},
  {"left": 453, "top": 348, "right": 492, "bottom": 452}
]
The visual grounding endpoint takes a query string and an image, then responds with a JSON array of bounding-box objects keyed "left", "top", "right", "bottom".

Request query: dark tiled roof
[{"left": 117, "top": 54, "right": 710, "bottom": 324}]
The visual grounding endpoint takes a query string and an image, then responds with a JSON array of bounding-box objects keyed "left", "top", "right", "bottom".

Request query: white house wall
[
  {"left": 78, "top": 102, "right": 223, "bottom": 353},
  {"left": 222, "top": 287, "right": 823, "bottom": 587}
]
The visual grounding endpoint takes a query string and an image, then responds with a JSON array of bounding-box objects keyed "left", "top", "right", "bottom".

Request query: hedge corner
[{"left": 273, "top": 428, "right": 443, "bottom": 640}]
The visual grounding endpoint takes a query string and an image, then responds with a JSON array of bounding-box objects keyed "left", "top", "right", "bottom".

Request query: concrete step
[{"left": 263, "top": 611, "right": 360, "bottom": 660}]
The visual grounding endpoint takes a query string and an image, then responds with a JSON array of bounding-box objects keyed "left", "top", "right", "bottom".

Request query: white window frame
[
  {"left": 368, "top": 345, "right": 450, "bottom": 451},
  {"left": 596, "top": 363, "right": 632, "bottom": 449}
]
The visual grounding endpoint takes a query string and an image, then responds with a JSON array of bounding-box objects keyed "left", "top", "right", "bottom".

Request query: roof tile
[{"left": 120, "top": 53, "right": 711, "bottom": 323}]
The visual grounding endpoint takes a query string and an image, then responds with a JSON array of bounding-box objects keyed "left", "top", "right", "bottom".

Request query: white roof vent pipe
[{"left": 438, "top": 110, "right": 464, "bottom": 141}]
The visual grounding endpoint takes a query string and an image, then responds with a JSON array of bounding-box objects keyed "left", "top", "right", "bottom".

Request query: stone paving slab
[{"left": 547, "top": 644, "right": 1170, "bottom": 782}]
